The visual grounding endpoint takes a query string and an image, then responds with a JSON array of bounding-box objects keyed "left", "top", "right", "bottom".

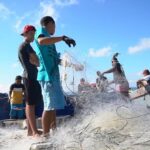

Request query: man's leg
[
  {"left": 42, "top": 110, "right": 52, "bottom": 135},
  {"left": 26, "top": 118, "right": 32, "bottom": 136},
  {"left": 26, "top": 104, "right": 39, "bottom": 136},
  {"left": 50, "top": 110, "right": 56, "bottom": 130}
]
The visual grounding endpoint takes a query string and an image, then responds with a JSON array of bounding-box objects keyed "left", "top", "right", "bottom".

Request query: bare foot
[
  {"left": 33, "top": 133, "right": 41, "bottom": 138},
  {"left": 27, "top": 130, "right": 42, "bottom": 137},
  {"left": 27, "top": 131, "right": 33, "bottom": 136}
]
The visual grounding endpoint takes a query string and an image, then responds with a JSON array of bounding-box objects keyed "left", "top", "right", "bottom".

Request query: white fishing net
[
  {"left": 31, "top": 89, "right": 150, "bottom": 150},
  {"left": 1, "top": 85, "right": 150, "bottom": 150}
]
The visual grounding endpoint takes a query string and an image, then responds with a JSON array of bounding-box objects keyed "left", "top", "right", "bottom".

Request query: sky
[{"left": 0, "top": 0, "right": 150, "bottom": 93}]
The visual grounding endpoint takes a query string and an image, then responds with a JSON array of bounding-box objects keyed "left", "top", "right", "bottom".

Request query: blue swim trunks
[
  {"left": 10, "top": 104, "right": 25, "bottom": 119},
  {"left": 39, "top": 79, "right": 66, "bottom": 111}
]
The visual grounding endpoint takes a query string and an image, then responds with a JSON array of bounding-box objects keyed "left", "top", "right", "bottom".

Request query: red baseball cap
[{"left": 21, "top": 25, "right": 36, "bottom": 36}]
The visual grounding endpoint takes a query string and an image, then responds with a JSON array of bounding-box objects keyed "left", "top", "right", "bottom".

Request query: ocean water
[{"left": 1, "top": 90, "right": 150, "bottom": 150}]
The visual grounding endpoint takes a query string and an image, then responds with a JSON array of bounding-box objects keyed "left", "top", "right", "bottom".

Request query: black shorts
[{"left": 23, "top": 78, "right": 42, "bottom": 105}]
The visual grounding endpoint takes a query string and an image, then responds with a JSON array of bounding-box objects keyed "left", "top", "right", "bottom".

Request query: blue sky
[{"left": 0, "top": 0, "right": 150, "bottom": 92}]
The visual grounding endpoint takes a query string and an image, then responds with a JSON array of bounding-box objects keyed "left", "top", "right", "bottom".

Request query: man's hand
[{"left": 62, "top": 36, "right": 76, "bottom": 47}]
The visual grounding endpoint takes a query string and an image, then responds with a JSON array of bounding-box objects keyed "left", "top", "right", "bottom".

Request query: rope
[
  {"left": 116, "top": 105, "right": 150, "bottom": 120},
  {"left": 64, "top": 79, "right": 79, "bottom": 96}
]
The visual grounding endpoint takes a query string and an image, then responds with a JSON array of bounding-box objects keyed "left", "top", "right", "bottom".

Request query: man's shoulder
[
  {"left": 19, "top": 41, "right": 34, "bottom": 54},
  {"left": 19, "top": 41, "right": 29, "bottom": 51},
  {"left": 10, "top": 83, "right": 16, "bottom": 87},
  {"left": 10, "top": 83, "right": 17, "bottom": 89},
  {"left": 35, "top": 27, "right": 48, "bottom": 38}
]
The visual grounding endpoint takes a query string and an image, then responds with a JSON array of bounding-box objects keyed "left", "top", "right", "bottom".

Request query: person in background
[
  {"left": 78, "top": 78, "right": 86, "bottom": 93},
  {"left": 101, "top": 53, "right": 129, "bottom": 96},
  {"left": 137, "top": 69, "right": 150, "bottom": 88},
  {"left": 9, "top": 75, "right": 25, "bottom": 119},
  {"left": 78, "top": 78, "right": 91, "bottom": 93},
  {"left": 34, "top": 16, "right": 76, "bottom": 136},
  {"left": 96, "top": 71, "right": 107, "bottom": 91},
  {"left": 18, "top": 25, "right": 42, "bottom": 137}
]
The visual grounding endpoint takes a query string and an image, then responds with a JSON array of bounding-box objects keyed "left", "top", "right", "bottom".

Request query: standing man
[
  {"left": 34, "top": 16, "right": 76, "bottom": 136},
  {"left": 18, "top": 25, "right": 42, "bottom": 137},
  {"left": 9, "top": 75, "right": 25, "bottom": 119}
]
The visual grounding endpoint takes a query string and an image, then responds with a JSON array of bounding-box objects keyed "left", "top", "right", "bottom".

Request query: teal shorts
[{"left": 39, "top": 80, "right": 66, "bottom": 111}]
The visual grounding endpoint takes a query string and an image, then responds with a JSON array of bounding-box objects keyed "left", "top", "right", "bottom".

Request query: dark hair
[
  {"left": 143, "top": 69, "right": 150, "bottom": 75},
  {"left": 40, "top": 16, "right": 55, "bottom": 26},
  {"left": 112, "top": 52, "right": 119, "bottom": 63},
  {"left": 96, "top": 71, "right": 100, "bottom": 74},
  {"left": 15, "top": 75, "right": 22, "bottom": 80},
  {"left": 80, "top": 78, "right": 85, "bottom": 82},
  {"left": 112, "top": 58, "right": 118, "bottom": 63},
  {"left": 113, "top": 62, "right": 124, "bottom": 75}
]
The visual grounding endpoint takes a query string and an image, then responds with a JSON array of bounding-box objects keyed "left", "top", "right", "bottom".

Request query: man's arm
[
  {"left": 102, "top": 67, "right": 115, "bottom": 75},
  {"left": 38, "top": 36, "right": 63, "bottom": 45},
  {"left": 8, "top": 85, "right": 13, "bottom": 102},
  {"left": 29, "top": 52, "right": 40, "bottom": 67},
  {"left": 26, "top": 44, "right": 40, "bottom": 67},
  {"left": 38, "top": 35, "right": 76, "bottom": 47}
]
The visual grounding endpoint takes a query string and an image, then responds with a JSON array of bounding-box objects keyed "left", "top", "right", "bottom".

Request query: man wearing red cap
[{"left": 18, "top": 25, "right": 42, "bottom": 137}]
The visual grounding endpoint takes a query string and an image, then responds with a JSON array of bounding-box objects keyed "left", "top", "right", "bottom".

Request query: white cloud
[
  {"left": 54, "top": 0, "right": 78, "bottom": 6},
  {"left": 39, "top": 2, "right": 58, "bottom": 20},
  {"left": 36, "top": 0, "right": 78, "bottom": 24},
  {"left": 13, "top": 2, "right": 58, "bottom": 32},
  {"left": 88, "top": 46, "right": 112, "bottom": 57},
  {"left": 128, "top": 38, "right": 150, "bottom": 54},
  {"left": 14, "top": 15, "right": 28, "bottom": 33},
  {"left": 13, "top": 0, "right": 78, "bottom": 32},
  {"left": 0, "top": 3, "right": 13, "bottom": 19}
]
